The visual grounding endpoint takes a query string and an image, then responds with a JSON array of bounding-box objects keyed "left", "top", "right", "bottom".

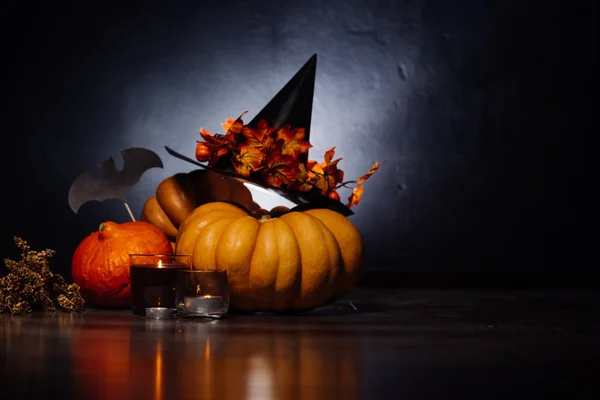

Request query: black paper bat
[{"left": 68, "top": 147, "right": 163, "bottom": 214}]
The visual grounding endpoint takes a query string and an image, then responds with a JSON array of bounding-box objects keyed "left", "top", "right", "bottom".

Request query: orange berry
[
  {"left": 195, "top": 142, "right": 211, "bottom": 162},
  {"left": 328, "top": 190, "right": 340, "bottom": 201}
]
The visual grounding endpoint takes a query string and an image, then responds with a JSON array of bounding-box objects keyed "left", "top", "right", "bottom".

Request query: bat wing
[
  {"left": 118, "top": 148, "right": 164, "bottom": 186},
  {"left": 68, "top": 171, "right": 129, "bottom": 213},
  {"left": 68, "top": 147, "right": 164, "bottom": 214}
]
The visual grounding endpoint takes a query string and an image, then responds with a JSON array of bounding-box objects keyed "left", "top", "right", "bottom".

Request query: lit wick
[
  {"left": 157, "top": 259, "right": 163, "bottom": 268},
  {"left": 146, "top": 295, "right": 172, "bottom": 319},
  {"left": 179, "top": 271, "right": 228, "bottom": 318}
]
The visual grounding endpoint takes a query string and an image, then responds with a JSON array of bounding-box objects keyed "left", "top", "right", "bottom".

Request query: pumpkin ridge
[
  {"left": 279, "top": 213, "right": 307, "bottom": 309},
  {"left": 247, "top": 222, "right": 275, "bottom": 308},
  {"left": 305, "top": 213, "right": 343, "bottom": 299},
  {"left": 193, "top": 217, "right": 238, "bottom": 270},
  {"left": 176, "top": 209, "right": 245, "bottom": 254},
  {"left": 177, "top": 204, "right": 249, "bottom": 240},
  {"left": 141, "top": 196, "right": 179, "bottom": 239},
  {"left": 280, "top": 212, "right": 333, "bottom": 310},
  {"left": 246, "top": 218, "right": 263, "bottom": 309},
  {"left": 246, "top": 223, "right": 272, "bottom": 309},
  {"left": 268, "top": 221, "right": 284, "bottom": 308},
  {"left": 305, "top": 209, "right": 363, "bottom": 299},
  {"left": 213, "top": 218, "right": 240, "bottom": 272},
  {"left": 216, "top": 216, "right": 261, "bottom": 309},
  {"left": 242, "top": 216, "right": 260, "bottom": 285},
  {"left": 188, "top": 217, "right": 238, "bottom": 272},
  {"left": 273, "top": 216, "right": 302, "bottom": 309},
  {"left": 304, "top": 214, "right": 332, "bottom": 292}
]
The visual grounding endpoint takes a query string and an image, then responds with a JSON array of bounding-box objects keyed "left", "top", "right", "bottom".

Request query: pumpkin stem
[
  {"left": 259, "top": 215, "right": 272, "bottom": 222},
  {"left": 98, "top": 221, "right": 116, "bottom": 239}
]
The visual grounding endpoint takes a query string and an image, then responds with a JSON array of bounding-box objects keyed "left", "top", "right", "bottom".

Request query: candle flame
[
  {"left": 157, "top": 259, "right": 163, "bottom": 268},
  {"left": 196, "top": 284, "right": 201, "bottom": 295},
  {"left": 157, "top": 297, "right": 161, "bottom": 306}
]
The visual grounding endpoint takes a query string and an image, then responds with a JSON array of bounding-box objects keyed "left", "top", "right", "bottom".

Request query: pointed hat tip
[
  {"left": 305, "top": 53, "right": 317, "bottom": 68},
  {"left": 248, "top": 53, "right": 317, "bottom": 132}
]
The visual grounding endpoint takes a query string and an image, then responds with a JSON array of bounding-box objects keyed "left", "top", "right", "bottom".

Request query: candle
[
  {"left": 183, "top": 295, "right": 227, "bottom": 317},
  {"left": 175, "top": 270, "right": 230, "bottom": 318},
  {"left": 129, "top": 254, "right": 191, "bottom": 316},
  {"left": 145, "top": 307, "right": 173, "bottom": 319}
]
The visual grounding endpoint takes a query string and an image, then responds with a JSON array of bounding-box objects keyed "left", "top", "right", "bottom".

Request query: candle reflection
[
  {"left": 204, "top": 337, "right": 211, "bottom": 400},
  {"left": 64, "top": 318, "right": 361, "bottom": 400},
  {"left": 71, "top": 326, "right": 132, "bottom": 399},
  {"left": 155, "top": 341, "right": 163, "bottom": 400}
]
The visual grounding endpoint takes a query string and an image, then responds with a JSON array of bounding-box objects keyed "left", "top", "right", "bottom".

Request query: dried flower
[
  {"left": 196, "top": 114, "right": 381, "bottom": 207},
  {"left": 0, "top": 237, "right": 85, "bottom": 315}
]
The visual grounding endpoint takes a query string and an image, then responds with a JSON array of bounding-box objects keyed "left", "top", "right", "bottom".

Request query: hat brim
[{"left": 165, "top": 146, "right": 354, "bottom": 216}]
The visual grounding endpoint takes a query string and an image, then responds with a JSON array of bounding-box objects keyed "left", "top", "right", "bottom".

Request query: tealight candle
[
  {"left": 145, "top": 307, "right": 173, "bottom": 319},
  {"left": 129, "top": 254, "right": 191, "bottom": 316},
  {"left": 183, "top": 295, "right": 228, "bottom": 316},
  {"left": 176, "top": 270, "right": 230, "bottom": 318}
]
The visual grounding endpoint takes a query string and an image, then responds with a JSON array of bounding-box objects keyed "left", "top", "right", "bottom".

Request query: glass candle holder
[
  {"left": 176, "top": 270, "right": 229, "bottom": 318},
  {"left": 129, "top": 254, "right": 192, "bottom": 317}
]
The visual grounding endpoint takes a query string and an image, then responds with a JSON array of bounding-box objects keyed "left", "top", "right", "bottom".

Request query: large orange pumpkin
[
  {"left": 175, "top": 202, "right": 363, "bottom": 312},
  {"left": 140, "top": 169, "right": 260, "bottom": 242},
  {"left": 72, "top": 221, "right": 173, "bottom": 307}
]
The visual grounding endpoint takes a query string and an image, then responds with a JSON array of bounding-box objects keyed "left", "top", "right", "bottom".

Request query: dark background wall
[{"left": 1, "top": 0, "right": 592, "bottom": 285}]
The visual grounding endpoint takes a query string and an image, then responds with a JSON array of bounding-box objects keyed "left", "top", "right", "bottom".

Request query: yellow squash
[{"left": 141, "top": 169, "right": 259, "bottom": 241}]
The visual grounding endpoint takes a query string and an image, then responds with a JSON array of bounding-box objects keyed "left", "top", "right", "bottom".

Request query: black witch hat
[{"left": 165, "top": 54, "right": 353, "bottom": 216}]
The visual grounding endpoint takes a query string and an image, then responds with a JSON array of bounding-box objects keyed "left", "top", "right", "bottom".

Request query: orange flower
[{"left": 194, "top": 114, "right": 380, "bottom": 207}]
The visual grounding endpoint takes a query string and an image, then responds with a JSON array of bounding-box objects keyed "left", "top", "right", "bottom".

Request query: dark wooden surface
[{"left": 1, "top": 288, "right": 599, "bottom": 399}]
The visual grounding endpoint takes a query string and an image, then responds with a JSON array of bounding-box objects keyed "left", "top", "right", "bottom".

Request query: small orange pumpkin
[
  {"left": 175, "top": 202, "right": 363, "bottom": 312},
  {"left": 72, "top": 221, "right": 173, "bottom": 307}
]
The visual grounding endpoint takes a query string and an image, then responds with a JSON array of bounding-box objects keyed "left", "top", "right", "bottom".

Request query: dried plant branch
[{"left": 0, "top": 237, "right": 85, "bottom": 315}]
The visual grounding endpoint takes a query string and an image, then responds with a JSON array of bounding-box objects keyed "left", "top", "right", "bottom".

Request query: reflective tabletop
[{"left": 1, "top": 288, "right": 598, "bottom": 399}]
